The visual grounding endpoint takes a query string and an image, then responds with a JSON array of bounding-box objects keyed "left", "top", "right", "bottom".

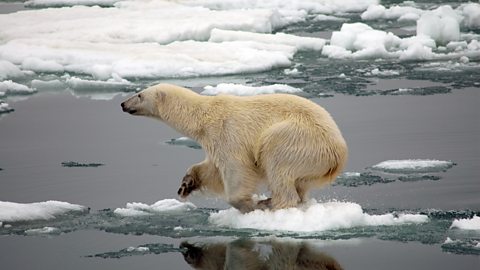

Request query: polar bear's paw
[{"left": 178, "top": 174, "right": 200, "bottom": 198}]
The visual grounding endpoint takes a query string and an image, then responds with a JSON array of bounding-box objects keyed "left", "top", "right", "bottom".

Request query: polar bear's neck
[{"left": 158, "top": 90, "right": 210, "bottom": 140}]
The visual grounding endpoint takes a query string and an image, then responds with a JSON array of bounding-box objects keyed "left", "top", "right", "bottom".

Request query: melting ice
[{"left": 0, "top": 200, "right": 87, "bottom": 222}]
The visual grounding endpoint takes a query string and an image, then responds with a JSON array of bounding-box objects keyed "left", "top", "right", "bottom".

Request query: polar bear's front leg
[
  {"left": 222, "top": 165, "right": 260, "bottom": 213},
  {"left": 178, "top": 159, "right": 224, "bottom": 199}
]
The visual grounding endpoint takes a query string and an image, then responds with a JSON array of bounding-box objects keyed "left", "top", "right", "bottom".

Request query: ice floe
[
  {"left": 0, "top": 80, "right": 36, "bottom": 96},
  {"left": 370, "top": 159, "right": 456, "bottom": 174},
  {"left": 202, "top": 83, "right": 302, "bottom": 96},
  {"left": 209, "top": 29, "right": 325, "bottom": 51},
  {"left": 114, "top": 199, "right": 196, "bottom": 216},
  {"left": 0, "top": 60, "right": 24, "bottom": 80},
  {"left": 322, "top": 21, "right": 480, "bottom": 61},
  {"left": 25, "top": 226, "right": 61, "bottom": 235},
  {"left": 0, "top": 201, "right": 87, "bottom": 222},
  {"left": 0, "top": 100, "right": 13, "bottom": 114},
  {"left": 209, "top": 200, "right": 428, "bottom": 232},
  {"left": 450, "top": 215, "right": 480, "bottom": 230}
]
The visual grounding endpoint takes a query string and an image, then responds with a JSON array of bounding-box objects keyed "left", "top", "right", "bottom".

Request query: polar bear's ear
[{"left": 157, "top": 91, "right": 166, "bottom": 102}]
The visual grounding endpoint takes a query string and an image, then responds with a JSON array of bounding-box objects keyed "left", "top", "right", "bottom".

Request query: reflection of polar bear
[
  {"left": 180, "top": 239, "right": 344, "bottom": 270},
  {"left": 121, "top": 84, "right": 347, "bottom": 212}
]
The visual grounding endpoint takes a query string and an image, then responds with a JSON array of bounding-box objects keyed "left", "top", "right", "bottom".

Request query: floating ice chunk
[
  {"left": 0, "top": 100, "right": 14, "bottom": 114},
  {"left": 165, "top": 137, "right": 201, "bottom": 149},
  {"left": 0, "top": 3, "right": 284, "bottom": 45},
  {"left": 283, "top": 68, "right": 299, "bottom": 75},
  {"left": 398, "top": 42, "right": 434, "bottom": 61},
  {"left": 451, "top": 215, "right": 480, "bottom": 230},
  {"left": 65, "top": 77, "right": 135, "bottom": 92},
  {"left": 417, "top": 6, "right": 461, "bottom": 45},
  {"left": 0, "top": 80, "right": 36, "bottom": 95},
  {"left": 21, "top": 57, "right": 64, "bottom": 73},
  {"left": 0, "top": 39, "right": 294, "bottom": 79},
  {"left": 458, "top": 3, "right": 480, "bottom": 29},
  {"left": 0, "top": 201, "right": 87, "bottom": 222},
  {"left": 0, "top": 60, "right": 23, "bottom": 80},
  {"left": 209, "top": 200, "right": 428, "bottom": 232},
  {"left": 369, "top": 68, "right": 400, "bottom": 76},
  {"left": 114, "top": 199, "right": 196, "bottom": 217},
  {"left": 324, "top": 23, "right": 401, "bottom": 59},
  {"left": 25, "top": 227, "right": 61, "bottom": 235},
  {"left": 361, "top": 4, "right": 423, "bottom": 21},
  {"left": 209, "top": 29, "right": 325, "bottom": 51},
  {"left": 371, "top": 159, "right": 455, "bottom": 174},
  {"left": 313, "top": 14, "right": 347, "bottom": 22},
  {"left": 202, "top": 83, "right": 302, "bottom": 96},
  {"left": 334, "top": 172, "right": 394, "bottom": 187}
]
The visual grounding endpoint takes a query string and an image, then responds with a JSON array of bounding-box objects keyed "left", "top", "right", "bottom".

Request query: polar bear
[{"left": 121, "top": 84, "right": 347, "bottom": 213}]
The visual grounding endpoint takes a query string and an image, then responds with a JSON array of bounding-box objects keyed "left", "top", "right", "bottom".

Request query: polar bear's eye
[{"left": 137, "top": 94, "right": 142, "bottom": 99}]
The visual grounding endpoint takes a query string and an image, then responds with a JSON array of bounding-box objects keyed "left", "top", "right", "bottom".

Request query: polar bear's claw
[{"left": 178, "top": 174, "right": 199, "bottom": 198}]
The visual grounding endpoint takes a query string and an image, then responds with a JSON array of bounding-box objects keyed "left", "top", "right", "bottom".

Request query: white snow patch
[
  {"left": 371, "top": 159, "right": 455, "bottom": 173},
  {"left": 0, "top": 201, "right": 87, "bottom": 222},
  {"left": 202, "top": 83, "right": 302, "bottom": 96},
  {"left": 113, "top": 199, "right": 196, "bottom": 217},
  {"left": 209, "top": 200, "right": 428, "bottom": 232},
  {"left": 451, "top": 216, "right": 480, "bottom": 230},
  {"left": 209, "top": 29, "right": 325, "bottom": 51},
  {"left": 0, "top": 80, "right": 36, "bottom": 95}
]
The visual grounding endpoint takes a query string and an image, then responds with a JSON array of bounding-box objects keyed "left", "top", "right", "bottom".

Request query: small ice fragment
[
  {"left": 0, "top": 100, "right": 14, "bottom": 114},
  {"left": 338, "top": 73, "right": 346, "bottom": 78},
  {"left": 114, "top": 199, "right": 196, "bottom": 216},
  {"left": 25, "top": 226, "right": 60, "bottom": 235},
  {"left": 450, "top": 215, "right": 480, "bottom": 230},
  {"left": 459, "top": 56, "right": 469, "bottom": 63},
  {"left": 0, "top": 200, "right": 87, "bottom": 222},
  {"left": 370, "top": 159, "right": 455, "bottom": 174},
  {"left": 0, "top": 81, "right": 36, "bottom": 95},
  {"left": 202, "top": 83, "right": 302, "bottom": 96},
  {"left": 283, "top": 68, "right": 299, "bottom": 75}
]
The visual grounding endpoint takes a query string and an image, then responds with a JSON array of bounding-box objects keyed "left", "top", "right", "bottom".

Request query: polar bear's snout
[{"left": 121, "top": 101, "right": 137, "bottom": 114}]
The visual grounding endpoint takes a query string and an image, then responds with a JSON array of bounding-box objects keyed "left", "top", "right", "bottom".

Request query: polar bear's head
[{"left": 121, "top": 85, "right": 166, "bottom": 117}]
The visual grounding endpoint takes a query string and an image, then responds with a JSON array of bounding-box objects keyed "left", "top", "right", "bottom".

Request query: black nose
[{"left": 121, "top": 102, "right": 127, "bottom": 111}]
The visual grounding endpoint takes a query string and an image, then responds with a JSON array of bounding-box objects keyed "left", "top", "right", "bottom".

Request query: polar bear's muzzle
[{"left": 121, "top": 101, "right": 137, "bottom": 114}]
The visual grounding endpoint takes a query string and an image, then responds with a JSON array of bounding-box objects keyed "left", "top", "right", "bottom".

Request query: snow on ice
[
  {"left": 451, "top": 215, "right": 480, "bottom": 230},
  {"left": 209, "top": 200, "right": 428, "bottom": 232},
  {"left": 0, "top": 201, "right": 87, "bottom": 222},
  {"left": 370, "top": 159, "right": 455, "bottom": 174},
  {"left": 114, "top": 199, "right": 196, "bottom": 216}
]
